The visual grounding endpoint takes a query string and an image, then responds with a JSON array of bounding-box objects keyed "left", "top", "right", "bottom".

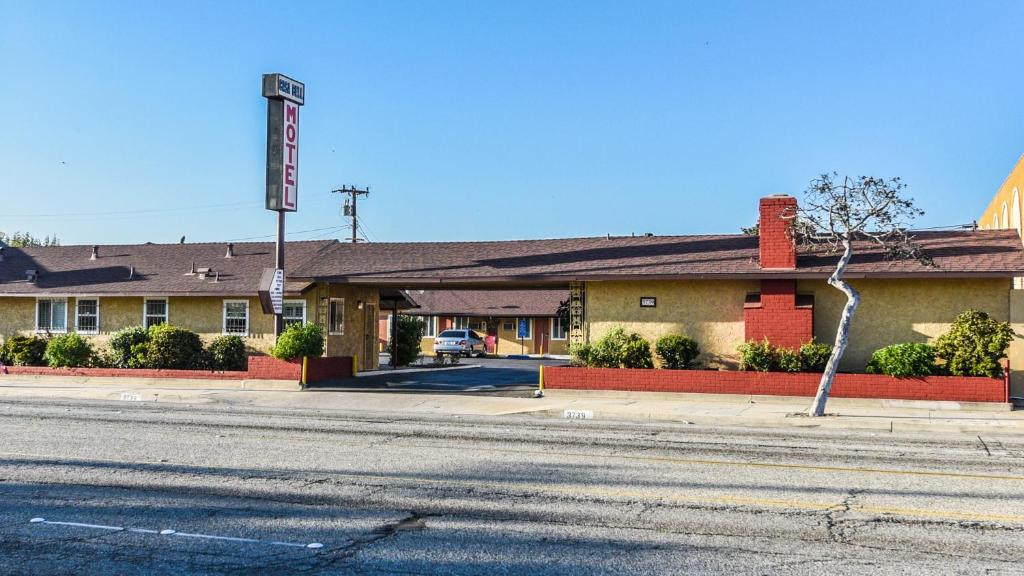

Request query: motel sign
[{"left": 263, "top": 73, "right": 304, "bottom": 211}]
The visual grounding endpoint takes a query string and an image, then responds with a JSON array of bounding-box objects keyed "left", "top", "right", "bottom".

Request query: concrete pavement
[{"left": 0, "top": 373, "right": 1021, "bottom": 436}]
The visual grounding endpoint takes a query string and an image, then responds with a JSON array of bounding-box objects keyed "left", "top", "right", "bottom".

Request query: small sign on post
[{"left": 258, "top": 268, "right": 285, "bottom": 315}]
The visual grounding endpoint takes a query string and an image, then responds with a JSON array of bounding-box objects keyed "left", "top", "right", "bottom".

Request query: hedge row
[
  {"left": 565, "top": 309, "right": 1013, "bottom": 377},
  {"left": 0, "top": 326, "right": 248, "bottom": 371}
]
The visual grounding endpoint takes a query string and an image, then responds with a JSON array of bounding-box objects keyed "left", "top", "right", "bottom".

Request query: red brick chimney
[{"left": 758, "top": 195, "right": 797, "bottom": 269}]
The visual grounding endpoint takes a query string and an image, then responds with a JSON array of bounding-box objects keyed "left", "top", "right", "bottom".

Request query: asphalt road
[
  {"left": 1, "top": 397, "right": 1023, "bottom": 575},
  {"left": 319, "top": 356, "right": 565, "bottom": 393}
]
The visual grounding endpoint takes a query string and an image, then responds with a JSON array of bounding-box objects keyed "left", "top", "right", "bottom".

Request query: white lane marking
[
  {"left": 30, "top": 518, "right": 124, "bottom": 531},
  {"left": 28, "top": 518, "right": 322, "bottom": 550}
]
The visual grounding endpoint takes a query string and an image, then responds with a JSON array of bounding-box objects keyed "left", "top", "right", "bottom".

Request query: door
[{"left": 364, "top": 303, "right": 376, "bottom": 370}]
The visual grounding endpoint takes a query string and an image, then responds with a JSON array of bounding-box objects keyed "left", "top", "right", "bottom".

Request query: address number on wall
[{"left": 640, "top": 297, "right": 657, "bottom": 308}]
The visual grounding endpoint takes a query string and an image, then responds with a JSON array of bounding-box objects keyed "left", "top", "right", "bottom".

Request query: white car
[{"left": 433, "top": 329, "right": 487, "bottom": 357}]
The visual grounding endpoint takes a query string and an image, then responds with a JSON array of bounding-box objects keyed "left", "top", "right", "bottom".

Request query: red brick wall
[
  {"left": 758, "top": 195, "right": 797, "bottom": 269},
  {"left": 744, "top": 279, "right": 813, "bottom": 349},
  {"left": 304, "top": 356, "right": 354, "bottom": 382},
  {"left": 4, "top": 355, "right": 354, "bottom": 384},
  {"left": 246, "top": 356, "right": 302, "bottom": 380},
  {"left": 545, "top": 366, "right": 1009, "bottom": 403},
  {"left": 3, "top": 366, "right": 250, "bottom": 380}
]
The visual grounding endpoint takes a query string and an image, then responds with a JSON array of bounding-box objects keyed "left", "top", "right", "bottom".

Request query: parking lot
[{"left": 310, "top": 356, "right": 568, "bottom": 394}]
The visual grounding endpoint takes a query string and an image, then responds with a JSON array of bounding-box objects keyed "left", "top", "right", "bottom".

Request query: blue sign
[{"left": 518, "top": 319, "right": 529, "bottom": 339}]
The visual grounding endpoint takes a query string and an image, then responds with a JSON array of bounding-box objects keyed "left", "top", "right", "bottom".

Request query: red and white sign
[{"left": 281, "top": 100, "right": 299, "bottom": 211}]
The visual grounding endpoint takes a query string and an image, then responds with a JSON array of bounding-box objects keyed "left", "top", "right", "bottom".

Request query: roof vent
[
  {"left": 644, "top": 232, "right": 654, "bottom": 237},
  {"left": 197, "top": 267, "right": 212, "bottom": 280},
  {"left": 25, "top": 269, "right": 37, "bottom": 283},
  {"left": 90, "top": 245, "right": 99, "bottom": 260},
  {"left": 129, "top": 266, "right": 135, "bottom": 279},
  {"left": 186, "top": 261, "right": 196, "bottom": 275},
  {"left": 214, "top": 271, "right": 220, "bottom": 283},
  {"left": 225, "top": 243, "right": 234, "bottom": 258}
]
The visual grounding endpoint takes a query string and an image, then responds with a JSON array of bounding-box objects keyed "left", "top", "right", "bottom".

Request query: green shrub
[
  {"left": 569, "top": 343, "right": 592, "bottom": 367},
  {"left": 43, "top": 333, "right": 94, "bottom": 368},
  {"left": 865, "top": 343, "right": 936, "bottom": 377},
  {"left": 1, "top": 335, "right": 48, "bottom": 366},
  {"left": 776, "top": 348, "right": 803, "bottom": 373},
  {"left": 573, "top": 328, "right": 653, "bottom": 369},
  {"left": 390, "top": 316, "right": 425, "bottom": 367},
  {"left": 799, "top": 341, "right": 832, "bottom": 373},
  {"left": 271, "top": 322, "right": 325, "bottom": 360},
  {"left": 934, "top": 310, "right": 1014, "bottom": 378},
  {"left": 145, "top": 325, "right": 204, "bottom": 369},
  {"left": 738, "top": 339, "right": 776, "bottom": 372},
  {"left": 655, "top": 335, "right": 700, "bottom": 369},
  {"left": 588, "top": 328, "right": 630, "bottom": 368},
  {"left": 107, "top": 326, "right": 149, "bottom": 368},
  {"left": 128, "top": 342, "right": 149, "bottom": 369},
  {"left": 207, "top": 335, "right": 247, "bottom": 371},
  {"left": 620, "top": 336, "right": 654, "bottom": 369}
]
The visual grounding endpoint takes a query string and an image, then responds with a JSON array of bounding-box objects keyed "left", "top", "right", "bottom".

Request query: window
[
  {"left": 516, "top": 318, "right": 532, "bottom": 339},
  {"left": 551, "top": 316, "right": 567, "bottom": 340},
  {"left": 223, "top": 300, "right": 249, "bottom": 335},
  {"left": 76, "top": 299, "right": 99, "bottom": 334},
  {"left": 144, "top": 299, "right": 168, "bottom": 328},
  {"left": 423, "top": 315, "right": 436, "bottom": 338},
  {"left": 329, "top": 298, "right": 345, "bottom": 335},
  {"left": 283, "top": 300, "right": 306, "bottom": 328},
  {"left": 438, "top": 330, "right": 466, "bottom": 338},
  {"left": 36, "top": 298, "right": 67, "bottom": 333},
  {"left": 453, "top": 317, "right": 470, "bottom": 329}
]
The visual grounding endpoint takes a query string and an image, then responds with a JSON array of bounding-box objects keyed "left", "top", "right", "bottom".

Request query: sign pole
[
  {"left": 260, "top": 73, "right": 304, "bottom": 340},
  {"left": 274, "top": 210, "right": 285, "bottom": 337}
]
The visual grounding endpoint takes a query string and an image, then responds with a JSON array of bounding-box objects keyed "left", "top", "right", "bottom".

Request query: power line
[
  {"left": 6, "top": 201, "right": 262, "bottom": 219},
  {"left": 226, "top": 225, "right": 347, "bottom": 242}
]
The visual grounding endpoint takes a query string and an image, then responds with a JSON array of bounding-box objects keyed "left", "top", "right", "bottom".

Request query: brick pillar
[{"left": 759, "top": 195, "right": 797, "bottom": 269}]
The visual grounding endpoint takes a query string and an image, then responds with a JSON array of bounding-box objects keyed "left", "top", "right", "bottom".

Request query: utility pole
[{"left": 332, "top": 185, "right": 370, "bottom": 243}]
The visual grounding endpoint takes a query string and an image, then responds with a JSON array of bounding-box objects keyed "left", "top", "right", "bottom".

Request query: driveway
[{"left": 310, "top": 356, "right": 568, "bottom": 394}]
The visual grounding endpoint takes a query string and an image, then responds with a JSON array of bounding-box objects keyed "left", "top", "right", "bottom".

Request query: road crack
[{"left": 824, "top": 489, "right": 863, "bottom": 543}]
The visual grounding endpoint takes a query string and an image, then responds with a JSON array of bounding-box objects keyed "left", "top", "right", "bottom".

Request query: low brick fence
[
  {"left": 544, "top": 366, "right": 1009, "bottom": 403},
  {"left": 2, "top": 356, "right": 353, "bottom": 385}
]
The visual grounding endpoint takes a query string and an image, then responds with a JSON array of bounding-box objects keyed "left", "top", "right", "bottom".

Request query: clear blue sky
[{"left": 3, "top": 1, "right": 1022, "bottom": 245}]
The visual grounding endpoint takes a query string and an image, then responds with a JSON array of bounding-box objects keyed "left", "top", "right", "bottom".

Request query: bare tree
[{"left": 797, "top": 174, "right": 930, "bottom": 417}]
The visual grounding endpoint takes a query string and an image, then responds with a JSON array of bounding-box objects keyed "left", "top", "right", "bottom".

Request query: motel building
[
  {"left": 3, "top": 195, "right": 1024, "bottom": 397},
  {"left": 378, "top": 290, "right": 569, "bottom": 357}
]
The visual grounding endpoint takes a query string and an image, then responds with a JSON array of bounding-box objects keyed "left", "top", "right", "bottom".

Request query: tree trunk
[{"left": 808, "top": 238, "right": 860, "bottom": 416}]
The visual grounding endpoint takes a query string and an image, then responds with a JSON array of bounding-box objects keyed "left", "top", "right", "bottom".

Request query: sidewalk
[{"left": 0, "top": 375, "right": 1020, "bottom": 435}]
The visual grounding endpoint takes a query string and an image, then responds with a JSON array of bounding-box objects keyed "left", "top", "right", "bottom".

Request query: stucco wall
[
  {"left": 799, "top": 278, "right": 1011, "bottom": 371},
  {"left": 324, "top": 284, "right": 380, "bottom": 370},
  {"left": 0, "top": 297, "right": 36, "bottom": 344},
  {"left": 979, "top": 154, "right": 1024, "bottom": 233},
  {"left": 586, "top": 278, "right": 1014, "bottom": 372},
  {"left": 587, "top": 280, "right": 758, "bottom": 368},
  {"left": 0, "top": 293, "right": 320, "bottom": 355}
]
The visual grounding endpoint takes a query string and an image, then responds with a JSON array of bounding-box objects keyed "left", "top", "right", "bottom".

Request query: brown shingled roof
[
  {"left": 0, "top": 241, "right": 335, "bottom": 295},
  {"left": 404, "top": 290, "right": 567, "bottom": 317},
  {"left": 292, "top": 230, "right": 1024, "bottom": 286}
]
